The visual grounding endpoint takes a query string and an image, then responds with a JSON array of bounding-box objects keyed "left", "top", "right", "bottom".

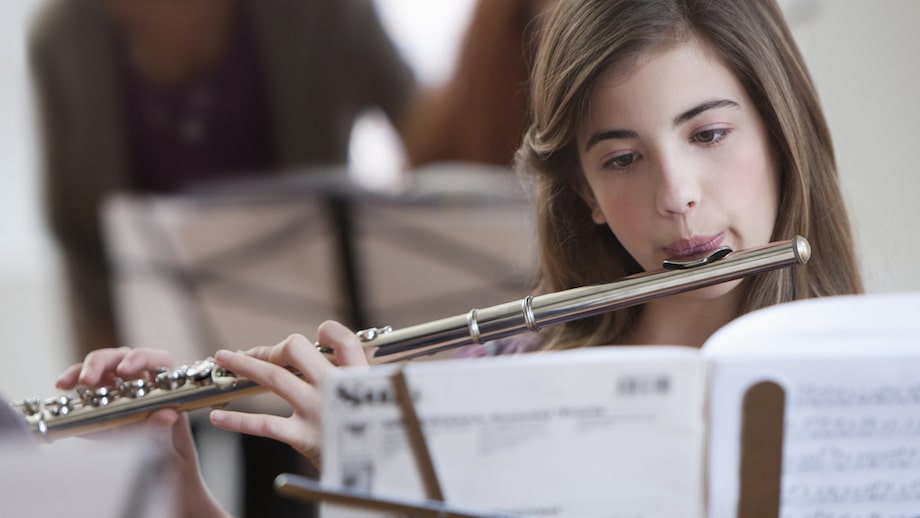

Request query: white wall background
[
  {"left": 1, "top": 0, "right": 918, "bottom": 401},
  {"left": 790, "top": 0, "right": 920, "bottom": 293},
  {"left": 0, "top": 1, "right": 67, "bottom": 400}
]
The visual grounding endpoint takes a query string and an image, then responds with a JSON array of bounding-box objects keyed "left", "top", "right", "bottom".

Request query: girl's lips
[{"left": 663, "top": 233, "right": 725, "bottom": 261}]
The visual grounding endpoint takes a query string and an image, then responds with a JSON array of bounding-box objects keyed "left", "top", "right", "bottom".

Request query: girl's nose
[{"left": 655, "top": 159, "right": 701, "bottom": 216}]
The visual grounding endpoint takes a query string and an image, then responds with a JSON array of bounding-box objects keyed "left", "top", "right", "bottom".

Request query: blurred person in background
[{"left": 27, "top": 0, "right": 416, "bottom": 516}]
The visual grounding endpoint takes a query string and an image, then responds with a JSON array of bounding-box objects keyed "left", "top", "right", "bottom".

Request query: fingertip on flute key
[{"left": 214, "top": 350, "right": 240, "bottom": 364}]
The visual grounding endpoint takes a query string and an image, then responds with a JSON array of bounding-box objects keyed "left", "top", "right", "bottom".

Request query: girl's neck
[
  {"left": 118, "top": 0, "right": 238, "bottom": 88},
  {"left": 626, "top": 288, "right": 742, "bottom": 348}
]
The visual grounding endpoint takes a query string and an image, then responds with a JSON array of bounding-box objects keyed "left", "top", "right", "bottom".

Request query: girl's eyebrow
[
  {"left": 584, "top": 128, "right": 639, "bottom": 152},
  {"left": 584, "top": 98, "right": 740, "bottom": 153},
  {"left": 673, "top": 98, "right": 739, "bottom": 127}
]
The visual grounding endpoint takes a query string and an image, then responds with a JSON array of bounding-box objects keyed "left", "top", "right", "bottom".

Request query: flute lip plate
[{"left": 662, "top": 246, "right": 733, "bottom": 270}]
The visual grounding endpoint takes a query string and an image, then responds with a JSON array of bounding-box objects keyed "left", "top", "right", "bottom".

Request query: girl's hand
[
  {"left": 55, "top": 347, "right": 230, "bottom": 517},
  {"left": 155, "top": 410, "right": 232, "bottom": 518},
  {"left": 56, "top": 346, "right": 176, "bottom": 391},
  {"left": 208, "top": 320, "right": 369, "bottom": 468},
  {"left": 56, "top": 346, "right": 183, "bottom": 432}
]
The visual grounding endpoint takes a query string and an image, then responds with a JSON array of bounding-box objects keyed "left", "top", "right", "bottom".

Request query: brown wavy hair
[{"left": 516, "top": 0, "right": 863, "bottom": 349}]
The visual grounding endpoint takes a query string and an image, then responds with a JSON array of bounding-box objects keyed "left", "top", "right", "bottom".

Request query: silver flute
[{"left": 12, "top": 236, "right": 810, "bottom": 442}]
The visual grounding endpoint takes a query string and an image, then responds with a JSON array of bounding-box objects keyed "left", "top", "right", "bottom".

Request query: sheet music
[
  {"left": 321, "top": 347, "right": 707, "bottom": 518},
  {"left": 782, "top": 358, "right": 920, "bottom": 517},
  {"left": 705, "top": 293, "right": 920, "bottom": 518}
]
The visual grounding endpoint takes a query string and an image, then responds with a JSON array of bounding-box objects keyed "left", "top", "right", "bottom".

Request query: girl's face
[{"left": 577, "top": 38, "right": 780, "bottom": 295}]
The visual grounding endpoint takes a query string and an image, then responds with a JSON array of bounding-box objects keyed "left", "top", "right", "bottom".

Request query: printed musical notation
[
  {"left": 781, "top": 370, "right": 920, "bottom": 517},
  {"left": 793, "top": 383, "right": 920, "bottom": 408},
  {"left": 787, "top": 445, "right": 920, "bottom": 473}
]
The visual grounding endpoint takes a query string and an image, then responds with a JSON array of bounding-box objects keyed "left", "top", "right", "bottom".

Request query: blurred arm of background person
[{"left": 401, "top": 0, "right": 554, "bottom": 168}]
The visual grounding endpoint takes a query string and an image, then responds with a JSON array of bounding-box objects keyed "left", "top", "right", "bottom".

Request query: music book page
[
  {"left": 316, "top": 293, "right": 920, "bottom": 518},
  {"left": 321, "top": 346, "right": 707, "bottom": 518},
  {"left": 704, "top": 293, "right": 920, "bottom": 518}
]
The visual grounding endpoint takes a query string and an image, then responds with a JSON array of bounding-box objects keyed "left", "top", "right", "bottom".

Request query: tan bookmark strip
[
  {"left": 737, "top": 380, "right": 786, "bottom": 518},
  {"left": 391, "top": 367, "right": 445, "bottom": 502}
]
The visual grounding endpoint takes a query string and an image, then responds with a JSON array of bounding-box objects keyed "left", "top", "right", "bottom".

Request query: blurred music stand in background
[
  {"left": 350, "top": 164, "right": 537, "bottom": 331},
  {"left": 103, "top": 190, "right": 342, "bottom": 365},
  {"left": 102, "top": 163, "right": 536, "bottom": 364}
]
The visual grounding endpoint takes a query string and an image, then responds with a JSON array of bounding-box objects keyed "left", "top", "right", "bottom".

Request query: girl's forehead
[
  {"left": 576, "top": 38, "right": 751, "bottom": 140},
  {"left": 596, "top": 42, "right": 738, "bottom": 103},
  {"left": 595, "top": 35, "right": 726, "bottom": 90}
]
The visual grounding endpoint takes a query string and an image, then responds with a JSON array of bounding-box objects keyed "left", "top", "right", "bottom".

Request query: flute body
[{"left": 12, "top": 236, "right": 811, "bottom": 442}]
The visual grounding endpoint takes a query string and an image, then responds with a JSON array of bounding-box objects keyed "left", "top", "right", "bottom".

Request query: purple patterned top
[
  {"left": 118, "top": 15, "right": 276, "bottom": 193},
  {"left": 455, "top": 331, "right": 546, "bottom": 358}
]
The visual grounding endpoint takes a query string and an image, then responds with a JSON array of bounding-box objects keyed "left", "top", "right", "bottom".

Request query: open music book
[{"left": 308, "top": 293, "right": 920, "bottom": 518}]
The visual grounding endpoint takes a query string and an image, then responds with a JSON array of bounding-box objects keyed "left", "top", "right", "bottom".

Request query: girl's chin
[{"left": 680, "top": 279, "right": 743, "bottom": 301}]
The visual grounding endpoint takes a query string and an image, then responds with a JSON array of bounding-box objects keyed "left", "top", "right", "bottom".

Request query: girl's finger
[
  {"left": 55, "top": 363, "right": 85, "bottom": 390},
  {"left": 115, "top": 348, "right": 176, "bottom": 379},
  {"left": 209, "top": 409, "right": 322, "bottom": 465},
  {"left": 75, "top": 347, "right": 134, "bottom": 386},
  {"left": 317, "top": 320, "right": 370, "bottom": 368},
  {"left": 238, "top": 333, "right": 335, "bottom": 386},
  {"left": 213, "top": 349, "right": 324, "bottom": 412}
]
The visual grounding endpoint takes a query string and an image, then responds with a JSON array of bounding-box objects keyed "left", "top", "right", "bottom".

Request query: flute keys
[
  {"left": 95, "top": 387, "right": 115, "bottom": 406},
  {"left": 50, "top": 395, "right": 73, "bottom": 416},
  {"left": 186, "top": 359, "right": 216, "bottom": 385},
  {"left": 356, "top": 326, "right": 393, "bottom": 342},
  {"left": 210, "top": 366, "right": 239, "bottom": 389},
  {"left": 14, "top": 398, "right": 42, "bottom": 416},
  {"left": 77, "top": 386, "right": 117, "bottom": 407},
  {"left": 117, "top": 378, "right": 151, "bottom": 398},
  {"left": 16, "top": 396, "right": 69, "bottom": 417},
  {"left": 155, "top": 366, "right": 188, "bottom": 390}
]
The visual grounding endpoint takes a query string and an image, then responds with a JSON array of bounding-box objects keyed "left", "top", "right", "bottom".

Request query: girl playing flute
[{"left": 55, "top": 0, "right": 863, "bottom": 515}]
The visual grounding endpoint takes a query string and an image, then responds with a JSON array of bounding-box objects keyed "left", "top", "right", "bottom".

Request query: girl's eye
[
  {"left": 691, "top": 128, "right": 731, "bottom": 145},
  {"left": 603, "top": 152, "right": 640, "bottom": 170}
]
